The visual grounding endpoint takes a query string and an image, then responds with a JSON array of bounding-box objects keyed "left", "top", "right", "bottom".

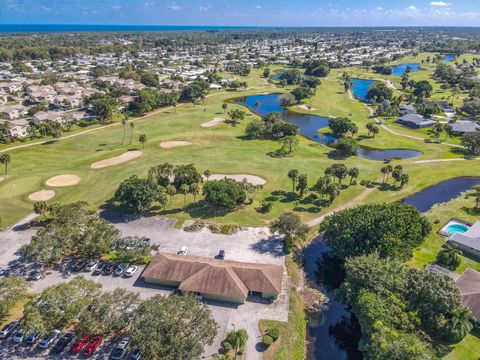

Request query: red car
[
  {"left": 83, "top": 336, "right": 103, "bottom": 357},
  {"left": 70, "top": 335, "right": 89, "bottom": 354}
]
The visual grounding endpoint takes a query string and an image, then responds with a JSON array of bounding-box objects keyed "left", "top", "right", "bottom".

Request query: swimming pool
[{"left": 447, "top": 224, "right": 469, "bottom": 235}]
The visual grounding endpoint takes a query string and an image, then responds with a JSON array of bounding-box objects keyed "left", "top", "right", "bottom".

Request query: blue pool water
[
  {"left": 351, "top": 78, "right": 377, "bottom": 102},
  {"left": 443, "top": 54, "right": 456, "bottom": 62},
  {"left": 447, "top": 224, "right": 469, "bottom": 235},
  {"left": 392, "top": 63, "right": 421, "bottom": 76}
]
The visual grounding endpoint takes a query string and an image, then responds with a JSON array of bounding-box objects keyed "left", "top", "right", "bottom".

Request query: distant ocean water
[{"left": 0, "top": 24, "right": 262, "bottom": 33}]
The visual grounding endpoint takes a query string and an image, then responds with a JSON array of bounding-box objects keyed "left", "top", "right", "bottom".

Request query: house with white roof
[{"left": 449, "top": 221, "right": 480, "bottom": 259}]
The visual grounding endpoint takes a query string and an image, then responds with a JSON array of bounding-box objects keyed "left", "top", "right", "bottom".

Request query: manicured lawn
[
  {"left": 443, "top": 332, "right": 480, "bottom": 360},
  {"left": 2, "top": 55, "right": 480, "bottom": 229},
  {"left": 258, "top": 290, "right": 307, "bottom": 360}
]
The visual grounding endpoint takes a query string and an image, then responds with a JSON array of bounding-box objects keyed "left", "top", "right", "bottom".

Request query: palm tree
[
  {"left": 287, "top": 169, "right": 299, "bottom": 193},
  {"left": 33, "top": 201, "right": 49, "bottom": 219},
  {"left": 447, "top": 307, "right": 473, "bottom": 342},
  {"left": 472, "top": 185, "right": 480, "bottom": 208},
  {"left": 129, "top": 122, "right": 135, "bottom": 145},
  {"left": 380, "top": 165, "right": 392, "bottom": 184},
  {"left": 179, "top": 184, "right": 190, "bottom": 205},
  {"left": 166, "top": 184, "right": 176, "bottom": 205},
  {"left": 139, "top": 134, "right": 147, "bottom": 149},
  {"left": 0, "top": 154, "right": 11, "bottom": 175},
  {"left": 121, "top": 116, "right": 128, "bottom": 145},
  {"left": 326, "top": 183, "right": 340, "bottom": 203},
  {"left": 203, "top": 169, "right": 211, "bottom": 181},
  {"left": 190, "top": 182, "right": 201, "bottom": 202},
  {"left": 222, "top": 103, "right": 228, "bottom": 114},
  {"left": 443, "top": 124, "right": 454, "bottom": 141},
  {"left": 226, "top": 329, "right": 248, "bottom": 359},
  {"left": 347, "top": 167, "right": 359, "bottom": 185}
]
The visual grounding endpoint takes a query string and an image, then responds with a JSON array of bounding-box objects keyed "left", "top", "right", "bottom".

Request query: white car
[
  {"left": 38, "top": 329, "right": 60, "bottom": 349},
  {"left": 85, "top": 260, "right": 99, "bottom": 272},
  {"left": 178, "top": 246, "right": 189, "bottom": 255},
  {"left": 114, "top": 263, "right": 129, "bottom": 276},
  {"left": 124, "top": 265, "right": 138, "bottom": 277}
]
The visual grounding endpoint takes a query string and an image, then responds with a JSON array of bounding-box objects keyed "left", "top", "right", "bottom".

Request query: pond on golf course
[{"left": 391, "top": 63, "right": 421, "bottom": 76}]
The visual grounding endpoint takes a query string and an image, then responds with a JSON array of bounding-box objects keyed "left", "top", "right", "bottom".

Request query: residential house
[
  {"left": 32, "top": 111, "right": 66, "bottom": 125},
  {"left": 451, "top": 120, "right": 480, "bottom": 134},
  {"left": 397, "top": 113, "right": 437, "bottom": 129},
  {"left": 143, "top": 252, "right": 284, "bottom": 304},
  {"left": 455, "top": 268, "right": 480, "bottom": 321},
  {"left": 0, "top": 104, "right": 28, "bottom": 120},
  {"left": 449, "top": 221, "right": 480, "bottom": 259},
  {"left": 0, "top": 82, "right": 23, "bottom": 93}
]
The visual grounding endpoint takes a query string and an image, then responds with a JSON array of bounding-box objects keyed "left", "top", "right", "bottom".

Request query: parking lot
[{"left": 0, "top": 214, "right": 289, "bottom": 359}]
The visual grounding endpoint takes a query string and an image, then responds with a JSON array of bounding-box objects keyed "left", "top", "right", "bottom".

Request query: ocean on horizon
[{"left": 0, "top": 24, "right": 262, "bottom": 34}]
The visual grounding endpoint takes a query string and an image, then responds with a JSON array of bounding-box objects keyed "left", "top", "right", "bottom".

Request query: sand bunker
[
  {"left": 204, "top": 174, "right": 267, "bottom": 185},
  {"left": 0, "top": 176, "right": 4, "bottom": 183},
  {"left": 160, "top": 141, "right": 192, "bottom": 149},
  {"left": 46, "top": 174, "right": 81, "bottom": 187},
  {"left": 296, "top": 104, "right": 317, "bottom": 111},
  {"left": 29, "top": 190, "right": 55, "bottom": 201},
  {"left": 91, "top": 151, "right": 143, "bottom": 169},
  {"left": 201, "top": 117, "right": 225, "bottom": 128}
]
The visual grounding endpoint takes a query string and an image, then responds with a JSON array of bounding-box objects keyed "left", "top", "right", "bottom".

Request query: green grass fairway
[{"left": 1, "top": 57, "right": 480, "bottom": 228}]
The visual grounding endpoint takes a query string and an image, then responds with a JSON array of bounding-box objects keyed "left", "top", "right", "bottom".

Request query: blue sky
[{"left": 1, "top": 0, "right": 479, "bottom": 26}]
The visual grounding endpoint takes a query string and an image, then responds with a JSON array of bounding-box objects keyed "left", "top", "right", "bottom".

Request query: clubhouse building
[{"left": 143, "top": 252, "right": 284, "bottom": 304}]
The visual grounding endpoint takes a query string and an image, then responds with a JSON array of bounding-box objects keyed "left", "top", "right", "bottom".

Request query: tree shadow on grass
[
  {"left": 461, "top": 206, "right": 480, "bottom": 216},
  {"left": 183, "top": 200, "right": 231, "bottom": 219},
  {"left": 40, "top": 140, "right": 57, "bottom": 146}
]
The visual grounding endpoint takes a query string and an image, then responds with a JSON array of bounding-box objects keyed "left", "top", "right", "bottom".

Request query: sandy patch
[
  {"left": 91, "top": 151, "right": 143, "bottom": 169},
  {"left": 46, "top": 174, "right": 81, "bottom": 187},
  {"left": 201, "top": 117, "right": 225, "bottom": 128},
  {"left": 296, "top": 104, "right": 317, "bottom": 111},
  {"left": 29, "top": 190, "right": 55, "bottom": 201},
  {"left": 204, "top": 173, "right": 267, "bottom": 186},
  {"left": 160, "top": 141, "right": 192, "bottom": 149},
  {"left": 0, "top": 176, "right": 4, "bottom": 183}
]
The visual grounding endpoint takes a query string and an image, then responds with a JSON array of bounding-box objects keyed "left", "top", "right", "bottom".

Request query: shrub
[
  {"left": 262, "top": 335, "right": 273, "bottom": 348},
  {"left": 222, "top": 341, "right": 233, "bottom": 352},
  {"left": 203, "top": 179, "right": 246, "bottom": 210},
  {"left": 267, "top": 327, "right": 280, "bottom": 342}
]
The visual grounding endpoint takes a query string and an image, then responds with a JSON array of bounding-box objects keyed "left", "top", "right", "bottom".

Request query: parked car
[
  {"left": 85, "top": 260, "right": 99, "bottom": 272},
  {"left": 93, "top": 261, "right": 107, "bottom": 275},
  {"left": 141, "top": 237, "right": 151, "bottom": 247},
  {"left": 0, "top": 320, "right": 18, "bottom": 339},
  {"left": 12, "top": 329, "right": 24, "bottom": 343},
  {"left": 129, "top": 350, "right": 141, "bottom": 360},
  {"left": 51, "top": 332, "right": 76, "bottom": 354},
  {"left": 124, "top": 265, "right": 138, "bottom": 277},
  {"left": 218, "top": 250, "right": 225, "bottom": 260},
  {"left": 70, "top": 335, "right": 89, "bottom": 354},
  {"left": 103, "top": 262, "right": 116, "bottom": 275},
  {"left": 178, "top": 246, "right": 188, "bottom": 255},
  {"left": 38, "top": 329, "right": 60, "bottom": 349},
  {"left": 26, "top": 332, "right": 41, "bottom": 344},
  {"left": 73, "top": 260, "right": 87, "bottom": 272},
  {"left": 82, "top": 336, "right": 103, "bottom": 357},
  {"left": 28, "top": 270, "right": 44, "bottom": 281},
  {"left": 111, "top": 336, "right": 131, "bottom": 359},
  {"left": 114, "top": 263, "right": 129, "bottom": 276}
]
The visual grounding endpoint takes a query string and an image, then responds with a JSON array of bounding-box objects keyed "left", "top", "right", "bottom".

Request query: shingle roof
[
  {"left": 143, "top": 252, "right": 283, "bottom": 299},
  {"left": 456, "top": 268, "right": 480, "bottom": 320},
  {"left": 451, "top": 221, "right": 480, "bottom": 252}
]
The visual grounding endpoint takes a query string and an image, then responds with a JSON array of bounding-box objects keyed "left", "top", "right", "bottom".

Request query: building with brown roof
[
  {"left": 455, "top": 268, "right": 480, "bottom": 321},
  {"left": 143, "top": 252, "right": 284, "bottom": 304}
]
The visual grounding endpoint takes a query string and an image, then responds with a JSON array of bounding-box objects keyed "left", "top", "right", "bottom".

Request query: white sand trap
[
  {"left": 29, "top": 190, "right": 55, "bottom": 201},
  {"left": 0, "top": 176, "right": 4, "bottom": 183},
  {"left": 204, "top": 173, "right": 267, "bottom": 185},
  {"left": 160, "top": 141, "right": 192, "bottom": 149},
  {"left": 46, "top": 174, "right": 81, "bottom": 187},
  {"left": 296, "top": 104, "right": 317, "bottom": 111},
  {"left": 201, "top": 117, "right": 225, "bottom": 128},
  {"left": 91, "top": 151, "right": 143, "bottom": 169}
]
